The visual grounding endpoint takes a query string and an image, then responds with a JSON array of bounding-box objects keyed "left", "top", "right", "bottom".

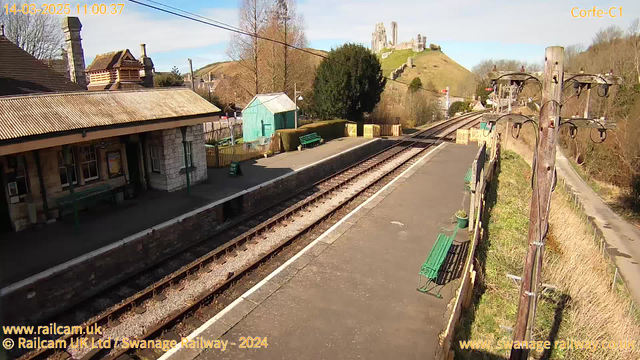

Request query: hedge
[{"left": 276, "top": 119, "right": 352, "bottom": 151}]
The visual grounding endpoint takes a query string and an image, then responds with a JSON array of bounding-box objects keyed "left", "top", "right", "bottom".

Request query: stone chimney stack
[
  {"left": 60, "top": 48, "right": 70, "bottom": 80},
  {"left": 139, "top": 43, "right": 155, "bottom": 88},
  {"left": 61, "top": 17, "right": 87, "bottom": 89}
]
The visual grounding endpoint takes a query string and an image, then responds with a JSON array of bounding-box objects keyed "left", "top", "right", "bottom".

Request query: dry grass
[
  {"left": 454, "top": 141, "right": 640, "bottom": 359},
  {"left": 545, "top": 186, "right": 640, "bottom": 360}
]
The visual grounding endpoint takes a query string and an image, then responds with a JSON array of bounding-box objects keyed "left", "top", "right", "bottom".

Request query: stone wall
[
  {"left": 1, "top": 139, "right": 396, "bottom": 325},
  {"left": 145, "top": 124, "right": 207, "bottom": 192}
]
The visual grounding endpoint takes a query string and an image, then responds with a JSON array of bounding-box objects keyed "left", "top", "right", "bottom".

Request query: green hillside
[{"left": 380, "top": 49, "right": 476, "bottom": 97}]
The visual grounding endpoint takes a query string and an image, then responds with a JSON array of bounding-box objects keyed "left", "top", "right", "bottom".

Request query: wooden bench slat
[
  {"left": 420, "top": 227, "right": 458, "bottom": 280},
  {"left": 56, "top": 184, "right": 115, "bottom": 207},
  {"left": 300, "top": 132, "right": 322, "bottom": 147}
]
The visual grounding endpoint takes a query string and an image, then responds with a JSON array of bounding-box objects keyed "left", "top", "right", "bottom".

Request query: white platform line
[{"left": 158, "top": 142, "right": 447, "bottom": 360}]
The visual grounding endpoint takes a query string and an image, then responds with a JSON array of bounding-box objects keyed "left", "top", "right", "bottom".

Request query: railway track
[{"left": 16, "top": 112, "right": 483, "bottom": 360}]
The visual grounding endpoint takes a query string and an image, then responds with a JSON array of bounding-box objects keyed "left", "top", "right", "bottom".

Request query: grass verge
[{"left": 453, "top": 150, "right": 640, "bottom": 360}]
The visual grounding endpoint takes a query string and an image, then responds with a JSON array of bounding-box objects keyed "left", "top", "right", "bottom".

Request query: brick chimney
[
  {"left": 139, "top": 43, "right": 155, "bottom": 88},
  {"left": 61, "top": 17, "right": 86, "bottom": 89}
]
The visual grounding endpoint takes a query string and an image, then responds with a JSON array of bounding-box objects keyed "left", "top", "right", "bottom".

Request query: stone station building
[
  {"left": 0, "top": 89, "right": 220, "bottom": 232},
  {"left": 0, "top": 19, "right": 221, "bottom": 232}
]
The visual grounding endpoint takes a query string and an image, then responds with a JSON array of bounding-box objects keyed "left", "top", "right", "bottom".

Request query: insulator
[{"left": 599, "top": 129, "right": 607, "bottom": 142}]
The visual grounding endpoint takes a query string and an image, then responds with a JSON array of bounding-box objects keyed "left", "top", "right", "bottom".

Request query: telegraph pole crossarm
[
  {"left": 510, "top": 46, "right": 564, "bottom": 360},
  {"left": 497, "top": 47, "right": 623, "bottom": 360}
]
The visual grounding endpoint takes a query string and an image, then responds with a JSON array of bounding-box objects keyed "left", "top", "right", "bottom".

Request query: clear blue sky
[{"left": 73, "top": 0, "right": 639, "bottom": 73}]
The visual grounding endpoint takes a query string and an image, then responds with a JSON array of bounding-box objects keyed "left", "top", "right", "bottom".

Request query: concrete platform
[
  {"left": 165, "top": 143, "right": 480, "bottom": 360},
  {"left": 0, "top": 137, "right": 373, "bottom": 287}
]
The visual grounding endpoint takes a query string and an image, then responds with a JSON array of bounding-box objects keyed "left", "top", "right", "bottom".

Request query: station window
[
  {"left": 80, "top": 145, "right": 99, "bottom": 181},
  {"left": 183, "top": 141, "right": 193, "bottom": 168},
  {"left": 58, "top": 150, "right": 78, "bottom": 187},
  {"left": 150, "top": 145, "right": 162, "bottom": 173},
  {"left": 5, "top": 156, "right": 29, "bottom": 200}
]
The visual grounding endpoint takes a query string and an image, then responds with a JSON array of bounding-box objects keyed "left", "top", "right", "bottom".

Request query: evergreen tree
[{"left": 313, "top": 43, "right": 386, "bottom": 121}]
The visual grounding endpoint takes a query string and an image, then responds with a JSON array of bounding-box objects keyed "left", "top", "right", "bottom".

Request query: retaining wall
[{"left": 2, "top": 139, "right": 396, "bottom": 325}]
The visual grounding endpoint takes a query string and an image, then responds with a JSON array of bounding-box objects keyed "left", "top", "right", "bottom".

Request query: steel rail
[
  {"left": 18, "top": 112, "right": 481, "bottom": 360},
  {"left": 100, "top": 112, "right": 484, "bottom": 360}
]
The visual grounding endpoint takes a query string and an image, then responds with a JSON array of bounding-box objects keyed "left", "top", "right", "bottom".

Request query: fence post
[
  {"left": 469, "top": 160, "right": 478, "bottom": 229},
  {"left": 611, "top": 268, "right": 618, "bottom": 292}
]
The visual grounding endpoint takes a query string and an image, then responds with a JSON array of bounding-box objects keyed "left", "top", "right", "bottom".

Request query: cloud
[
  {"left": 299, "top": 0, "right": 636, "bottom": 48},
  {"left": 79, "top": 6, "right": 237, "bottom": 62}
]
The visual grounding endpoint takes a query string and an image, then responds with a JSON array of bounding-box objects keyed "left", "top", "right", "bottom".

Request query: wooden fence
[
  {"left": 206, "top": 134, "right": 282, "bottom": 168},
  {"left": 437, "top": 128, "right": 500, "bottom": 360},
  {"left": 347, "top": 124, "right": 402, "bottom": 138},
  {"left": 203, "top": 119, "right": 243, "bottom": 143},
  {"left": 379, "top": 124, "right": 403, "bottom": 136}
]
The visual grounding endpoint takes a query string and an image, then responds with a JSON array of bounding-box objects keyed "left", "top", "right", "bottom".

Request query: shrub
[
  {"left": 448, "top": 101, "right": 471, "bottom": 117},
  {"left": 276, "top": 119, "right": 352, "bottom": 151},
  {"left": 409, "top": 77, "right": 423, "bottom": 93},
  {"left": 301, "top": 119, "right": 351, "bottom": 139},
  {"left": 277, "top": 128, "right": 310, "bottom": 151}
]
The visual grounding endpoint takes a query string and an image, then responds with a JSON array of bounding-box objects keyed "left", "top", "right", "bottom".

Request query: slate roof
[
  {"left": 86, "top": 49, "right": 143, "bottom": 72},
  {"left": 0, "top": 88, "right": 221, "bottom": 142},
  {"left": 242, "top": 93, "right": 297, "bottom": 114},
  {"left": 0, "top": 35, "right": 84, "bottom": 96}
]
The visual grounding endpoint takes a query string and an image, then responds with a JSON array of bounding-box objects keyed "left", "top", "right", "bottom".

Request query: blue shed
[{"left": 241, "top": 93, "right": 297, "bottom": 142}]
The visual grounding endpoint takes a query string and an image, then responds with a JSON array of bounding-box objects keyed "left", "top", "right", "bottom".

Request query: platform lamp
[{"left": 294, "top": 83, "right": 303, "bottom": 129}]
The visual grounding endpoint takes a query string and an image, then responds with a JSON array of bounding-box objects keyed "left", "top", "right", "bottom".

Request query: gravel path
[{"left": 66, "top": 147, "right": 423, "bottom": 358}]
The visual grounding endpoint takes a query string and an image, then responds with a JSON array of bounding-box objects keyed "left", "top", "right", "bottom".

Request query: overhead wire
[{"left": 127, "top": 0, "right": 468, "bottom": 99}]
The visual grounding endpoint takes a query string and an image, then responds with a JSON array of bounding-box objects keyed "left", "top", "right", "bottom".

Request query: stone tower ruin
[
  {"left": 390, "top": 21, "right": 398, "bottom": 47},
  {"left": 371, "top": 22, "right": 388, "bottom": 54},
  {"left": 372, "top": 21, "right": 426, "bottom": 54}
]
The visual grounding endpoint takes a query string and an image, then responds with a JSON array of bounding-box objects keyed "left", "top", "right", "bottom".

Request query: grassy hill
[
  {"left": 194, "top": 48, "right": 328, "bottom": 78},
  {"left": 380, "top": 49, "right": 476, "bottom": 98}
]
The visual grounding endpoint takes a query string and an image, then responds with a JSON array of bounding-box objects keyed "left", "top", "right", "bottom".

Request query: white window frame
[
  {"left": 58, "top": 150, "right": 78, "bottom": 187},
  {"left": 80, "top": 145, "right": 99, "bottom": 181},
  {"left": 14, "top": 157, "right": 29, "bottom": 196},
  {"left": 183, "top": 141, "right": 193, "bottom": 168},
  {"left": 150, "top": 145, "right": 162, "bottom": 173}
]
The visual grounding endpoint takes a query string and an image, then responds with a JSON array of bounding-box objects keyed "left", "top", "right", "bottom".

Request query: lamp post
[{"left": 294, "top": 83, "right": 303, "bottom": 129}]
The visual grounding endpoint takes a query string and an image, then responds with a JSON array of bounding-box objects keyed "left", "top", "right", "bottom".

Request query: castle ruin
[
  {"left": 371, "top": 22, "right": 388, "bottom": 54},
  {"left": 371, "top": 22, "right": 426, "bottom": 54}
]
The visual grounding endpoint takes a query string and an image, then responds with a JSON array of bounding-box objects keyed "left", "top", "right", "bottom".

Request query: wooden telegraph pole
[{"left": 510, "top": 46, "right": 564, "bottom": 360}]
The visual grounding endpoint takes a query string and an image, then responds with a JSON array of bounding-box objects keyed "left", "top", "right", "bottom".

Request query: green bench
[
  {"left": 299, "top": 132, "right": 322, "bottom": 148},
  {"left": 56, "top": 184, "right": 116, "bottom": 218},
  {"left": 417, "top": 225, "right": 459, "bottom": 298}
]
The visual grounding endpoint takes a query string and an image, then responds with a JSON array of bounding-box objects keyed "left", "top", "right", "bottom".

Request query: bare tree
[
  {"left": 592, "top": 25, "right": 624, "bottom": 47},
  {"left": 564, "top": 44, "right": 585, "bottom": 71},
  {"left": 629, "top": 18, "right": 640, "bottom": 84},
  {"left": 0, "top": 1, "right": 63, "bottom": 59},
  {"left": 260, "top": 0, "right": 307, "bottom": 96},
  {"left": 227, "top": 0, "right": 269, "bottom": 97}
]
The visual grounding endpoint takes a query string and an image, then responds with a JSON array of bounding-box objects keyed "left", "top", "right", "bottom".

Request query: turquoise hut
[{"left": 241, "top": 93, "right": 297, "bottom": 142}]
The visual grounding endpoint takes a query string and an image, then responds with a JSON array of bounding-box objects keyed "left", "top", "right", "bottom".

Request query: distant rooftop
[
  {"left": 86, "top": 49, "right": 143, "bottom": 72},
  {"left": 243, "top": 93, "right": 297, "bottom": 114},
  {"left": 0, "top": 88, "right": 221, "bottom": 142},
  {"left": 0, "top": 35, "right": 84, "bottom": 96}
]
